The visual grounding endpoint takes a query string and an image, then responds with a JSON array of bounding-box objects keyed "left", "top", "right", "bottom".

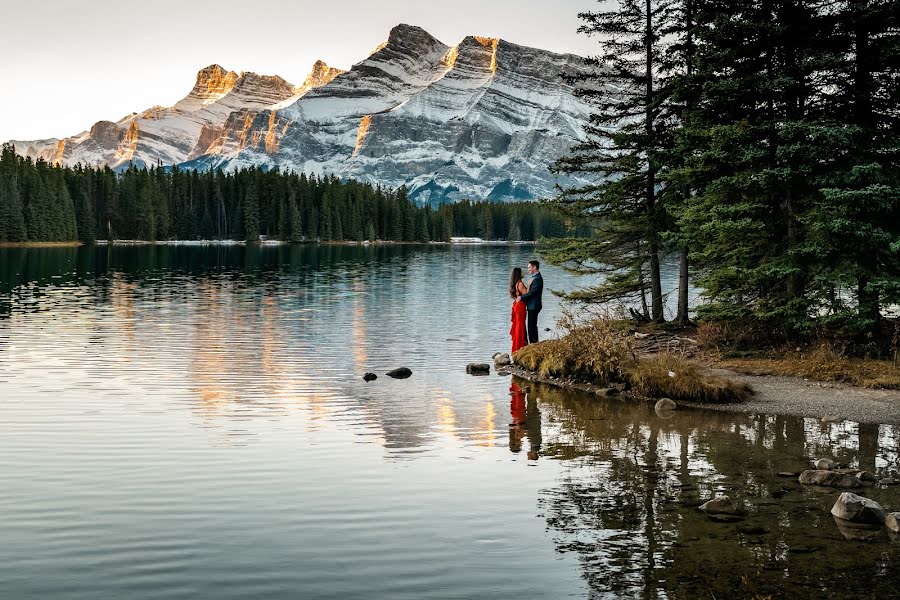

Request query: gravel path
[
  {"left": 504, "top": 364, "right": 900, "bottom": 425},
  {"left": 680, "top": 369, "right": 900, "bottom": 425}
]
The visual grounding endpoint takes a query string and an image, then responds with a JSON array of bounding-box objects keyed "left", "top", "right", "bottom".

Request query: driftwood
[{"left": 630, "top": 331, "right": 699, "bottom": 357}]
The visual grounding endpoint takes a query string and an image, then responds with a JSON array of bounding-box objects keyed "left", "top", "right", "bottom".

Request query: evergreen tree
[{"left": 243, "top": 184, "right": 261, "bottom": 242}]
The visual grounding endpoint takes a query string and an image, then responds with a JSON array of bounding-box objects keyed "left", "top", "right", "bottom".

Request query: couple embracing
[{"left": 509, "top": 260, "right": 543, "bottom": 354}]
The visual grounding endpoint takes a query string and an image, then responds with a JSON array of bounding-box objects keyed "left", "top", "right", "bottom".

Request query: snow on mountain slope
[{"left": 10, "top": 24, "right": 596, "bottom": 202}]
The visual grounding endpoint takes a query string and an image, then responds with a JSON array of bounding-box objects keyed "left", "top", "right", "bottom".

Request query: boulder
[
  {"left": 655, "top": 398, "right": 677, "bottom": 411},
  {"left": 856, "top": 471, "right": 877, "bottom": 483},
  {"left": 830, "top": 492, "right": 886, "bottom": 525},
  {"left": 814, "top": 458, "right": 838, "bottom": 470},
  {"left": 886, "top": 513, "right": 900, "bottom": 534},
  {"left": 493, "top": 353, "right": 512, "bottom": 367},
  {"left": 363, "top": 372, "right": 377, "bottom": 382},
  {"left": 699, "top": 495, "right": 738, "bottom": 515},
  {"left": 798, "top": 470, "right": 861, "bottom": 489},
  {"left": 386, "top": 367, "right": 412, "bottom": 379},
  {"left": 466, "top": 363, "right": 491, "bottom": 375}
]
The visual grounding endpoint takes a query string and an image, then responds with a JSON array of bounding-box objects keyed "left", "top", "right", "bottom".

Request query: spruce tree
[
  {"left": 243, "top": 184, "right": 261, "bottom": 242},
  {"left": 547, "top": 0, "right": 675, "bottom": 320}
]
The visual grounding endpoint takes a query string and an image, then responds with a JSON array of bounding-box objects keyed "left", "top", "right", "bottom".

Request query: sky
[{"left": 1, "top": 0, "right": 602, "bottom": 143}]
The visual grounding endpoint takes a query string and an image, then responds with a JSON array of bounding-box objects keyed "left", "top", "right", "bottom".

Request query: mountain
[{"left": 9, "top": 24, "right": 594, "bottom": 203}]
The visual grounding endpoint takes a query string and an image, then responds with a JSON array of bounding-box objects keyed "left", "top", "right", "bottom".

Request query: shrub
[
  {"left": 513, "top": 316, "right": 635, "bottom": 385},
  {"left": 625, "top": 353, "right": 754, "bottom": 403}
]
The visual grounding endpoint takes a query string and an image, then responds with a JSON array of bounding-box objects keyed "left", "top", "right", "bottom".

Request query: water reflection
[
  {"left": 2, "top": 245, "right": 899, "bottom": 599},
  {"left": 530, "top": 380, "right": 900, "bottom": 598}
]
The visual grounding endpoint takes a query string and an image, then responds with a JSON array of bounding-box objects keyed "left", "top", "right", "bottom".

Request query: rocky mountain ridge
[{"left": 10, "top": 24, "right": 595, "bottom": 203}]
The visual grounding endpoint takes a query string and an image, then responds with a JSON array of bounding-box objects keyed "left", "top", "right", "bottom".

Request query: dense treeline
[
  {"left": 548, "top": 0, "right": 899, "bottom": 344},
  {"left": 0, "top": 144, "right": 582, "bottom": 244}
]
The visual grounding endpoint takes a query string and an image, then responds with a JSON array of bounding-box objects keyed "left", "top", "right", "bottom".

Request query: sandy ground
[{"left": 503, "top": 364, "right": 900, "bottom": 425}]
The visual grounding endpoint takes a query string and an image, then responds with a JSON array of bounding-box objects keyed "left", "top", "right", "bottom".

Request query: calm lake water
[{"left": 1, "top": 244, "right": 898, "bottom": 599}]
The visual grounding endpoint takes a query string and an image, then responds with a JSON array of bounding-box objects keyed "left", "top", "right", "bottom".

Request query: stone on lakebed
[
  {"left": 814, "top": 458, "right": 838, "bottom": 470},
  {"left": 886, "top": 513, "right": 900, "bottom": 534},
  {"left": 830, "top": 492, "right": 886, "bottom": 525},
  {"left": 699, "top": 495, "right": 738, "bottom": 515},
  {"left": 799, "top": 470, "right": 861, "bottom": 489},
  {"left": 363, "top": 372, "right": 378, "bottom": 382}
]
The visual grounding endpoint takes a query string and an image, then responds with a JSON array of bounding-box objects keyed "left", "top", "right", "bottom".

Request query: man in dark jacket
[{"left": 517, "top": 260, "right": 543, "bottom": 344}]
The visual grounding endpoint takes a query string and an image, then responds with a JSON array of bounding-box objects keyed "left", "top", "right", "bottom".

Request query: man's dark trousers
[{"left": 527, "top": 308, "right": 541, "bottom": 344}]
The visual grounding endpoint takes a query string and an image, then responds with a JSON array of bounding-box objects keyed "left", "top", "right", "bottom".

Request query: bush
[
  {"left": 513, "top": 317, "right": 635, "bottom": 385},
  {"left": 514, "top": 314, "right": 752, "bottom": 402},
  {"left": 625, "top": 353, "right": 753, "bottom": 403}
]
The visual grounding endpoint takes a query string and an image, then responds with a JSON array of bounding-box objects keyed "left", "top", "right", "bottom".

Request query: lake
[{"left": 1, "top": 244, "right": 898, "bottom": 599}]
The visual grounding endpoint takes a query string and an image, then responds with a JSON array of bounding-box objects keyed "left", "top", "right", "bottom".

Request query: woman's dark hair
[{"left": 509, "top": 267, "right": 524, "bottom": 298}]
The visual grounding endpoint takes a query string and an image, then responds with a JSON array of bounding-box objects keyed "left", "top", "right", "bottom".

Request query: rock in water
[
  {"left": 493, "top": 353, "right": 511, "bottom": 367},
  {"left": 886, "top": 513, "right": 900, "bottom": 534},
  {"left": 856, "top": 471, "right": 877, "bottom": 483},
  {"left": 814, "top": 458, "right": 838, "bottom": 470},
  {"left": 655, "top": 398, "right": 677, "bottom": 411},
  {"left": 830, "top": 492, "right": 886, "bottom": 525},
  {"left": 799, "top": 470, "right": 862, "bottom": 489},
  {"left": 363, "top": 373, "right": 377, "bottom": 382},
  {"left": 699, "top": 495, "right": 738, "bottom": 515},
  {"left": 466, "top": 363, "right": 491, "bottom": 375},
  {"left": 386, "top": 367, "right": 412, "bottom": 379}
]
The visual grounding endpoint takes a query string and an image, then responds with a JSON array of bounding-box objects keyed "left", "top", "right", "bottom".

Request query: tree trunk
[
  {"left": 676, "top": 248, "right": 690, "bottom": 325},
  {"left": 645, "top": 0, "right": 664, "bottom": 322}
]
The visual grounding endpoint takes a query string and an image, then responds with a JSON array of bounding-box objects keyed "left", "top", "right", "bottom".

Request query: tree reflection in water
[{"left": 524, "top": 378, "right": 900, "bottom": 599}]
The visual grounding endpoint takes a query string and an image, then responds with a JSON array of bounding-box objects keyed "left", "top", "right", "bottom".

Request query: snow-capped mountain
[{"left": 10, "top": 24, "right": 594, "bottom": 203}]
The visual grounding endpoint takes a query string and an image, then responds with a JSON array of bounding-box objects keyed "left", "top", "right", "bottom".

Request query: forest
[
  {"left": 0, "top": 143, "right": 583, "bottom": 245},
  {"left": 546, "top": 0, "right": 899, "bottom": 345}
]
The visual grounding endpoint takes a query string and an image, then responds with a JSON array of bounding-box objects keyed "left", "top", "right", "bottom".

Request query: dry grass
[
  {"left": 513, "top": 317, "right": 634, "bottom": 385},
  {"left": 513, "top": 315, "right": 751, "bottom": 403},
  {"left": 722, "top": 345, "right": 900, "bottom": 389},
  {"left": 626, "top": 353, "right": 754, "bottom": 404}
]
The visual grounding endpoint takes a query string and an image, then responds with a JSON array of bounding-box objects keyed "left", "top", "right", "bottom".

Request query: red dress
[{"left": 511, "top": 294, "right": 528, "bottom": 354}]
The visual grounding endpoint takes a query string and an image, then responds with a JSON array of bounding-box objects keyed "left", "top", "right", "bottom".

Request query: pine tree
[
  {"left": 547, "top": 0, "right": 676, "bottom": 320},
  {"left": 243, "top": 184, "right": 261, "bottom": 242}
]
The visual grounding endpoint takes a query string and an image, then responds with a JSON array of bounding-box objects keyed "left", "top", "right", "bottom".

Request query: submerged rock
[
  {"left": 466, "top": 363, "right": 491, "bottom": 375},
  {"left": 700, "top": 495, "right": 738, "bottom": 515},
  {"left": 830, "top": 492, "right": 886, "bottom": 525},
  {"left": 799, "top": 470, "right": 861, "bottom": 489},
  {"left": 363, "top": 372, "right": 378, "bottom": 382},
  {"left": 386, "top": 367, "right": 412, "bottom": 379},
  {"left": 814, "top": 458, "right": 838, "bottom": 470},
  {"left": 655, "top": 398, "right": 677, "bottom": 411},
  {"left": 886, "top": 513, "right": 900, "bottom": 534},
  {"left": 856, "top": 471, "right": 877, "bottom": 483}
]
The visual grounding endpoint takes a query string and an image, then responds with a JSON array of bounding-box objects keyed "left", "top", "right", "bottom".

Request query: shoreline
[
  {"left": 0, "top": 239, "right": 537, "bottom": 248},
  {"left": 503, "top": 364, "right": 900, "bottom": 425},
  {"left": 0, "top": 241, "right": 83, "bottom": 248}
]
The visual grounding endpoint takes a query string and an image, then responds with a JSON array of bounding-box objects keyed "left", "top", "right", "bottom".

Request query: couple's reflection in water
[{"left": 508, "top": 380, "right": 541, "bottom": 460}]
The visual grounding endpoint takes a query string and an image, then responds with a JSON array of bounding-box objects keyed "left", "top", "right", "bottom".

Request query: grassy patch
[
  {"left": 722, "top": 345, "right": 900, "bottom": 389},
  {"left": 513, "top": 316, "right": 751, "bottom": 403},
  {"left": 626, "top": 353, "right": 753, "bottom": 403}
]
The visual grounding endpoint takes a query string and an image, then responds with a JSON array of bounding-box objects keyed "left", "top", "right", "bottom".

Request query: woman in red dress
[{"left": 509, "top": 267, "right": 529, "bottom": 354}]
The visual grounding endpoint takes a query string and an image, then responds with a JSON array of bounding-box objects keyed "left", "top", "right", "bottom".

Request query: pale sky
[{"left": 1, "top": 0, "right": 603, "bottom": 143}]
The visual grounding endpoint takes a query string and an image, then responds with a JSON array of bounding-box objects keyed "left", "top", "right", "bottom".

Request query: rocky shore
[{"left": 502, "top": 362, "right": 900, "bottom": 425}]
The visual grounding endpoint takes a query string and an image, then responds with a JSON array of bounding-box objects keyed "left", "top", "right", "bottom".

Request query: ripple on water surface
[{"left": 0, "top": 244, "right": 898, "bottom": 599}]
